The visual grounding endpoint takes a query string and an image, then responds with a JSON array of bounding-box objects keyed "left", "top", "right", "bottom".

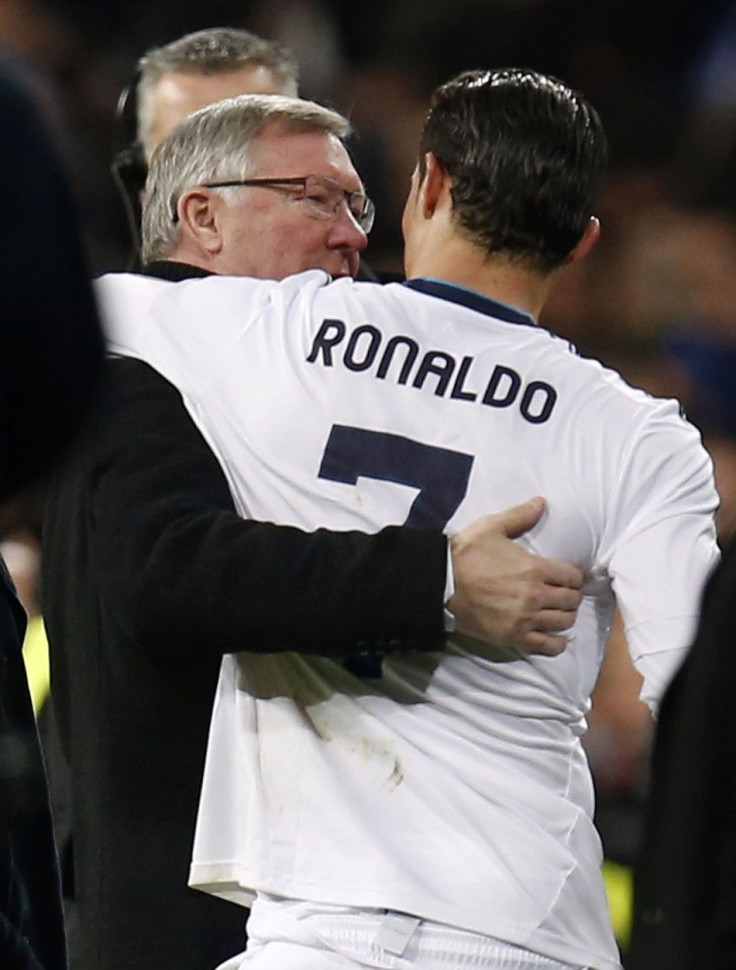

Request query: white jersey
[{"left": 99, "top": 269, "right": 719, "bottom": 970}]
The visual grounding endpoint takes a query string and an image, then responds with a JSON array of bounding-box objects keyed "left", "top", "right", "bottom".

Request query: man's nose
[{"left": 329, "top": 206, "right": 369, "bottom": 251}]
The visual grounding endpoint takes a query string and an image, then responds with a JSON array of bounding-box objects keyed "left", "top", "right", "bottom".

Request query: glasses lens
[
  {"left": 303, "top": 176, "right": 334, "bottom": 212},
  {"left": 299, "top": 176, "right": 374, "bottom": 233},
  {"left": 356, "top": 197, "right": 375, "bottom": 233}
]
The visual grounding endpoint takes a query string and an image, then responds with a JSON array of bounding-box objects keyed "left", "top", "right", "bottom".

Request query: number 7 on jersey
[{"left": 318, "top": 424, "right": 474, "bottom": 530}]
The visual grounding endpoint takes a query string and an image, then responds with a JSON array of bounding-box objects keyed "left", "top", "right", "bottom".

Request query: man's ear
[
  {"left": 418, "top": 152, "right": 449, "bottom": 219},
  {"left": 176, "top": 188, "right": 223, "bottom": 255},
  {"left": 564, "top": 216, "right": 600, "bottom": 266}
]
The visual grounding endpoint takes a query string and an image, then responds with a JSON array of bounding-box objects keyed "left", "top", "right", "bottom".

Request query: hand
[{"left": 447, "top": 497, "right": 583, "bottom": 656}]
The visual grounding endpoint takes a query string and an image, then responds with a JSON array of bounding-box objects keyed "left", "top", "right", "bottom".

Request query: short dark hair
[{"left": 419, "top": 69, "right": 608, "bottom": 272}]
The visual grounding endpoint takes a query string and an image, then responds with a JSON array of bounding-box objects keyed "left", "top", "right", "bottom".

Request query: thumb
[{"left": 494, "top": 496, "right": 546, "bottom": 539}]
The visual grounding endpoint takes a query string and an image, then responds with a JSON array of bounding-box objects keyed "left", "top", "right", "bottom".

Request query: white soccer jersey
[{"left": 99, "top": 269, "right": 719, "bottom": 970}]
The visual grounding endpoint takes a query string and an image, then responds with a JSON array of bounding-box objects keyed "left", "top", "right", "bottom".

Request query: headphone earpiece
[
  {"left": 111, "top": 68, "right": 146, "bottom": 263},
  {"left": 114, "top": 68, "right": 142, "bottom": 153}
]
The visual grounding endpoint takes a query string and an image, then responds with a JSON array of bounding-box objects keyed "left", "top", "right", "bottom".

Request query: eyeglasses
[{"left": 198, "top": 174, "right": 376, "bottom": 233}]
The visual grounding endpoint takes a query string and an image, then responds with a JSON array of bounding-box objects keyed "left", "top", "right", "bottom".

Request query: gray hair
[
  {"left": 136, "top": 27, "right": 299, "bottom": 155},
  {"left": 141, "top": 93, "right": 351, "bottom": 264}
]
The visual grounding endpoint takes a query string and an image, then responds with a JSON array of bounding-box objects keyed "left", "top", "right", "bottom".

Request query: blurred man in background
[
  {"left": 0, "top": 64, "right": 104, "bottom": 970},
  {"left": 112, "top": 27, "right": 298, "bottom": 256}
]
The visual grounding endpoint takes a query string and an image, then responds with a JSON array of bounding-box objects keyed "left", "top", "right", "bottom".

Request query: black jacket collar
[{"left": 142, "top": 261, "right": 213, "bottom": 282}]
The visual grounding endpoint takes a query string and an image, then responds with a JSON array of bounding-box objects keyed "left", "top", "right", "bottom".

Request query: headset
[{"left": 111, "top": 69, "right": 147, "bottom": 261}]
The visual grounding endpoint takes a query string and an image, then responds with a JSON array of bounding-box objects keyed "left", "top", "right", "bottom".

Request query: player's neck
[{"left": 406, "top": 238, "right": 555, "bottom": 323}]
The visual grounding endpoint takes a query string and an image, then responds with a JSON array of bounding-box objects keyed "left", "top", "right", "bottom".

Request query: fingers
[
  {"left": 538, "top": 557, "right": 584, "bottom": 590},
  {"left": 449, "top": 502, "right": 587, "bottom": 657},
  {"left": 491, "top": 496, "right": 546, "bottom": 540},
  {"left": 519, "top": 630, "right": 570, "bottom": 657},
  {"left": 483, "top": 501, "right": 584, "bottom": 592},
  {"left": 533, "top": 608, "right": 578, "bottom": 633},
  {"left": 533, "top": 583, "right": 583, "bottom": 613}
]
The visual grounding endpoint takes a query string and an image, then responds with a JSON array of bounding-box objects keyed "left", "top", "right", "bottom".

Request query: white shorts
[{"left": 215, "top": 894, "right": 587, "bottom": 970}]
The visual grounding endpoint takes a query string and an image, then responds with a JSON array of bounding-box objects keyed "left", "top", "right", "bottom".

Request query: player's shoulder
[
  {"left": 540, "top": 336, "right": 674, "bottom": 409},
  {"left": 557, "top": 345, "right": 701, "bottom": 447}
]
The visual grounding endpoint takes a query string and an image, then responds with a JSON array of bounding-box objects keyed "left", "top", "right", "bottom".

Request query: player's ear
[
  {"left": 563, "top": 216, "right": 600, "bottom": 266},
  {"left": 418, "top": 152, "right": 449, "bottom": 219},
  {"left": 176, "top": 188, "right": 223, "bottom": 255}
]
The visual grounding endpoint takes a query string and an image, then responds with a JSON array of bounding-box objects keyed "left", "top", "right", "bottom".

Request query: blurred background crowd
[{"left": 4, "top": 0, "right": 736, "bottom": 959}]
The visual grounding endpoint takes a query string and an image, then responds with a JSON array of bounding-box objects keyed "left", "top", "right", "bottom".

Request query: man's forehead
[
  {"left": 250, "top": 125, "right": 363, "bottom": 189},
  {"left": 145, "top": 64, "right": 290, "bottom": 157},
  {"left": 153, "top": 64, "right": 287, "bottom": 113}
]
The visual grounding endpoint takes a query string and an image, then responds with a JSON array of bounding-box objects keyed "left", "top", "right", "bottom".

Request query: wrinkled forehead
[{"left": 249, "top": 124, "right": 364, "bottom": 191}]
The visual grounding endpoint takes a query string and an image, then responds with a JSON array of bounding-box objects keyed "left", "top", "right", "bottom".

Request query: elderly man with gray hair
[{"left": 141, "top": 94, "right": 369, "bottom": 280}]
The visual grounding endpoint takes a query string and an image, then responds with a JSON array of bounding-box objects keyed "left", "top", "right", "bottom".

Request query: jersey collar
[{"left": 403, "top": 277, "right": 537, "bottom": 328}]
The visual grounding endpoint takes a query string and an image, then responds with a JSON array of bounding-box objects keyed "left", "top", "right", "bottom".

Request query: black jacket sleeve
[{"left": 44, "top": 357, "right": 447, "bottom": 661}]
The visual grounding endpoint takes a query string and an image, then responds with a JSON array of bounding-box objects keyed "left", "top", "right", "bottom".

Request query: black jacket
[
  {"left": 629, "top": 541, "right": 734, "bottom": 969},
  {"left": 42, "top": 263, "right": 447, "bottom": 970}
]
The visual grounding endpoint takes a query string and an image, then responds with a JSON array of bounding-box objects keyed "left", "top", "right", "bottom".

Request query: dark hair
[{"left": 419, "top": 68, "right": 608, "bottom": 272}]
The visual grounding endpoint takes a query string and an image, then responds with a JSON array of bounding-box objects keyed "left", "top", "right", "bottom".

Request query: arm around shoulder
[{"left": 45, "top": 358, "right": 447, "bottom": 660}]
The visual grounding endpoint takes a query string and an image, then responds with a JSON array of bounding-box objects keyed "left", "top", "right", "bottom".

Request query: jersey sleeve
[
  {"left": 599, "top": 401, "right": 720, "bottom": 713},
  {"left": 98, "top": 270, "right": 330, "bottom": 401}
]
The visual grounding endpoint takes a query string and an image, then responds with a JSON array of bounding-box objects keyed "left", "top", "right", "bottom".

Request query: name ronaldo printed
[{"left": 307, "top": 317, "right": 559, "bottom": 425}]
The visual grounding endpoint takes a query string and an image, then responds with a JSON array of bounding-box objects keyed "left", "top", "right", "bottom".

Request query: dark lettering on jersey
[
  {"left": 306, "top": 318, "right": 346, "bottom": 365},
  {"left": 520, "top": 381, "right": 557, "bottom": 424},
  {"left": 413, "top": 351, "right": 455, "bottom": 396},
  {"left": 344, "top": 325, "right": 381, "bottom": 371},
  {"left": 450, "top": 356, "right": 478, "bottom": 401},
  {"left": 376, "top": 336, "right": 419, "bottom": 384},
  {"left": 306, "top": 317, "right": 558, "bottom": 425},
  {"left": 482, "top": 365, "right": 522, "bottom": 408}
]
